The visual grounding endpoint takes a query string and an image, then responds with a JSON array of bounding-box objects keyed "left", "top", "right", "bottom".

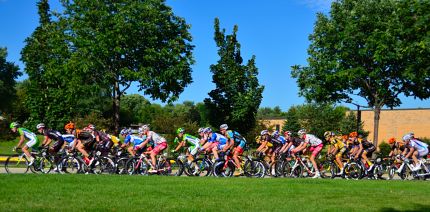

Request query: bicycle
[{"left": 5, "top": 147, "right": 53, "bottom": 174}]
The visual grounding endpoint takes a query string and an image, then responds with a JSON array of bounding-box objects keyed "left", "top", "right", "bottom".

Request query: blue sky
[{"left": 1, "top": 0, "right": 429, "bottom": 110}]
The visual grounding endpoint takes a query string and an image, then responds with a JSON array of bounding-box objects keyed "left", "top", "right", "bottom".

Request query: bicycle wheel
[
  {"left": 5, "top": 154, "right": 30, "bottom": 174},
  {"left": 189, "top": 158, "right": 212, "bottom": 177},
  {"left": 344, "top": 162, "right": 362, "bottom": 179},
  {"left": 399, "top": 165, "right": 414, "bottom": 180},
  {"left": 388, "top": 164, "right": 397, "bottom": 180},
  {"left": 92, "top": 157, "right": 115, "bottom": 174},
  {"left": 116, "top": 157, "right": 129, "bottom": 174},
  {"left": 244, "top": 160, "right": 265, "bottom": 178},
  {"left": 39, "top": 156, "right": 54, "bottom": 174},
  {"left": 373, "top": 164, "right": 385, "bottom": 179},
  {"left": 58, "top": 156, "right": 81, "bottom": 174},
  {"left": 320, "top": 161, "right": 334, "bottom": 179},
  {"left": 166, "top": 158, "right": 183, "bottom": 176},
  {"left": 290, "top": 164, "right": 303, "bottom": 178}
]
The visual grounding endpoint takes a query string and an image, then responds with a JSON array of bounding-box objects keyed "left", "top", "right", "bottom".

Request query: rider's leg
[
  {"left": 77, "top": 141, "right": 89, "bottom": 158},
  {"left": 212, "top": 145, "right": 219, "bottom": 160},
  {"left": 233, "top": 149, "right": 241, "bottom": 169},
  {"left": 412, "top": 150, "right": 419, "bottom": 167},
  {"left": 128, "top": 145, "right": 135, "bottom": 156},
  {"left": 22, "top": 145, "right": 33, "bottom": 161}
]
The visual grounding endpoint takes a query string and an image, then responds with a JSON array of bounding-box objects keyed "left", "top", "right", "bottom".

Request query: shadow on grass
[{"left": 379, "top": 204, "right": 430, "bottom": 212}]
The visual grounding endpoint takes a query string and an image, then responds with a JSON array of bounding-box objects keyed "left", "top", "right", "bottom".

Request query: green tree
[
  {"left": 282, "top": 106, "right": 301, "bottom": 135},
  {"left": 0, "top": 47, "right": 21, "bottom": 114},
  {"left": 291, "top": 0, "right": 430, "bottom": 146},
  {"left": 62, "top": 0, "right": 194, "bottom": 133},
  {"left": 257, "top": 106, "right": 286, "bottom": 119},
  {"left": 204, "top": 18, "right": 264, "bottom": 133}
]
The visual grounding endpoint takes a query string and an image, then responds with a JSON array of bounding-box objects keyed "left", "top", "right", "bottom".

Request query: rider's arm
[
  {"left": 355, "top": 143, "right": 363, "bottom": 159},
  {"left": 139, "top": 133, "right": 151, "bottom": 148},
  {"left": 223, "top": 139, "right": 234, "bottom": 152},
  {"left": 256, "top": 141, "right": 267, "bottom": 152},
  {"left": 405, "top": 147, "right": 415, "bottom": 158},
  {"left": 16, "top": 134, "right": 25, "bottom": 148},
  {"left": 42, "top": 136, "right": 51, "bottom": 146},
  {"left": 174, "top": 141, "right": 185, "bottom": 152},
  {"left": 293, "top": 142, "right": 307, "bottom": 153}
]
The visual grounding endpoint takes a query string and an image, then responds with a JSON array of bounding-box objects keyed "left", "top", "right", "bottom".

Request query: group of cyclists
[{"left": 7, "top": 120, "right": 430, "bottom": 178}]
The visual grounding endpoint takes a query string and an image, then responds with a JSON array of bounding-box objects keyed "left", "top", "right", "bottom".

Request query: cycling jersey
[
  {"left": 208, "top": 133, "right": 227, "bottom": 145},
  {"left": 177, "top": 134, "right": 200, "bottom": 147},
  {"left": 147, "top": 131, "right": 166, "bottom": 145},
  {"left": 288, "top": 137, "right": 302, "bottom": 147},
  {"left": 95, "top": 130, "right": 111, "bottom": 142},
  {"left": 391, "top": 142, "right": 405, "bottom": 152},
  {"left": 124, "top": 134, "right": 145, "bottom": 147},
  {"left": 408, "top": 139, "right": 428, "bottom": 151},
  {"left": 42, "top": 129, "right": 63, "bottom": 141},
  {"left": 225, "top": 130, "right": 246, "bottom": 148},
  {"left": 330, "top": 138, "right": 345, "bottom": 150},
  {"left": 18, "top": 128, "right": 39, "bottom": 148},
  {"left": 303, "top": 134, "right": 322, "bottom": 147},
  {"left": 62, "top": 134, "right": 75, "bottom": 143},
  {"left": 278, "top": 136, "right": 287, "bottom": 145}
]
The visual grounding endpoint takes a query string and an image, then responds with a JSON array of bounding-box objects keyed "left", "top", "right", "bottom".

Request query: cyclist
[
  {"left": 387, "top": 137, "right": 405, "bottom": 158},
  {"left": 402, "top": 134, "right": 429, "bottom": 171},
  {"left": 37, "top": 123, "right": 64, "bottom": 154},
  {"left": 10, "top": 122, "right": 40, "bottom": 165},
  {"left": 121, "top": 130, "right": 146, "bottom": 156},
  {"left": 36, "top": 123, "right": 64, "bottom": 168},
  {"left": 279, "top": 131, "right": 293, "bottom": 155},
  {"left": 325, "top": 131, "right": 346, "bottom": 175},
  {"left": 270, "top": 130, "right": 285, "bottom": 175},
  {"left": 219, "top": 124, "right": 247, "bottom": 175},
  {"left": 353, "top": 133, "right": 376, "bottom": 172},
  {"left": 172, "top": 128, "right": 201, "bottom": 173},
  {"left": 292, "top": 129, "right": 323, "bottom": 178},
  {"left": 256, "top": 130, "right": 272, "bottom": 155},
  {"left": 72, "top": 125, "right": 97, "bottom": 165},
  {"left": 137, "top": 125, "right": 168, "bottom": 173},
  {"left": 63, "top": 122, "right": 76, "bottom": 149},
  {"left": 203, "top": 127, "right": 231, "bottom": 161},
  {"left": 94, "top": 128, "right": 114, "bottom": 155}
]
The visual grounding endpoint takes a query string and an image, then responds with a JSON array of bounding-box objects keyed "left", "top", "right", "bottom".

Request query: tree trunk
[
  {"left": 113, "top": 80, "right": 121, "bottom": 135},
  {"left": 372, "top": 106, "right": 381, "bottom": 147}
]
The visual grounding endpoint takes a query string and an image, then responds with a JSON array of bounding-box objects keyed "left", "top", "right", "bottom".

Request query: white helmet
[
  {"left": 36, "top": 123, "right": 45, "bottom": 129},
  {"left": 198, "top": 128, "right": 204, "bottom": 133},
  {"left": 298, "top": 129, "right": 306, "bottom": 135},
  {"left": 220, "top": 124, "right": 228, "bottom": 130},
  {"left": 402, "top": 134, "right": 412, "bottom": 142},
  {"left": 260, "top": 130, "right": 269, "bottom": 136},
  {"left": 141, "top": 125, "right": 150, "bottom": 131}
]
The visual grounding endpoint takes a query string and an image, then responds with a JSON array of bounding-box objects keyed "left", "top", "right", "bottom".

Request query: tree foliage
[
  {"left": 257, "top": 106, "right": 286, "bottom": 119},
  {"left": 282, "top": 104, "right": 366, "bottom": 139},
  {"left": 204, "top": 18, "right": 264, "bottom": 133},
  {"left": 291, "top": 0, "right": 430, "bottom": 146},
  {"left": 61, "top": 0, "right": 194, "bottom": 133},
  {"left": 0, "top": 48, "right": 22, "bottom": 114}
]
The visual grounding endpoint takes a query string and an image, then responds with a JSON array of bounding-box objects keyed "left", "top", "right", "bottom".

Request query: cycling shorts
[
  {"left": 236, "top": 140, "right": 246, "bottom": 149},
  {"left": 188, "top": 145, "right": 199, "bottom": 156},
  {"left": 152, "top": 142, "right": 167, "bottom": 155},
  {"left": 418, "top": 148, "right": 429, "bottom": 158},
  {"left": 51, "top": 138, "right": 65, "bottom": 152},
  {"left": 234, "top": 146, "right": 244, "bottom": 155},
  {"left": 336, "top": 147, "right": 346, "bottom": 158},
  {"left": 309, "top": 144, "right": 323, "bottom": 157},
  {"left": 25, "top": 137, "right": 40, "bottom": 149}
]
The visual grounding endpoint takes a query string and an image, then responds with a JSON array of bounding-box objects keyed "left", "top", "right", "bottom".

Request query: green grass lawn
[{"left": 0, "top": 175, "right": 429, "bottom": 211}]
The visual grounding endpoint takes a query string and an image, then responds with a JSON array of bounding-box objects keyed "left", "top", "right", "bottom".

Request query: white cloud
[{"left": 298, "top": 0, "right": 334, "bottom": 12}]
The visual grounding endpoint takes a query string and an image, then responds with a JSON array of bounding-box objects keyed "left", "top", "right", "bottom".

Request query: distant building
[{"left": 261, "top": 108, "right": 430, "bottom": 145}]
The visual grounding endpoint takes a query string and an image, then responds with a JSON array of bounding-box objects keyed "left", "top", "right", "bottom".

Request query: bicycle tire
[
  {"left": 58, "top": 156, "right": 81, "bottom": 174},
  {"left": 189, "top": 158, "right": 212, "bottom": 177},
  {"left": 5, "top": 154, "right": 30, "bottom": 174}
]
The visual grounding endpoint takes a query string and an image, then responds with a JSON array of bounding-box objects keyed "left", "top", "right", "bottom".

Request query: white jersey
[
  {"left": 304, "top": 134, "right": 322, "bottom": 147},
  {"left": 148, "top": 131, "right": 166, "bottom": 145},
  {"left": 410, "top": 139, "right": 428, "bottom": 151}
]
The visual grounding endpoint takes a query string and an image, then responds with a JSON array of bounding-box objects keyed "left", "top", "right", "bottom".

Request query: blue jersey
[
  {"left": 124, "top": 135, "right": 145, "bottom": 146},
  {"left": 279, "top": 136, "right": 287, "bottom": 145},
  {"left": 208, "top": 133, "right": 227, "bottom": 145},
  {"left": 226, "top": 130, "right": 246, "bottom": 144},
  {"left": 62, "top": 134, "right": 75, "bottom": 143}
]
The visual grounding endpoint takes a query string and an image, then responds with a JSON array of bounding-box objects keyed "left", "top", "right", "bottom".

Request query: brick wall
[{"left": 359, "top": 108, "right": 430, "bottom": 143}]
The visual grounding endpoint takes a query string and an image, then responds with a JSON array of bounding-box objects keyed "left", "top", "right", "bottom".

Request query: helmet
[
  {"left": 87, "top": 124, "right": 96, "bottom": 130},
  {"left": 198, "top": 128, "right": 204, "bottom": 133},
  {"left": 220, "top": 124, "right": 228, "bottom": 130},
  {"left": 402, "top": 134, "right": 412, "bottom": 142},
  {"left": 297, "top": 129, "right": 306, "bottom": 135},
  {"left": 388, "top": 137, "right": 396, "bottom": 144},
  {"left": 64, "top": 122, "right": 75, "bottom": 130},
  {"left": 284, "top": 131, "right": 292, "bottom": 136},
  {"left": 9, "top": 122, "right": 19, "bottom": 129},
  {"left": 349, "top": 132, "right": 358, "bottom": 138},
  {"left": 141, "top": 125, "right": 150, "bottom": 131},
  {"left": 408, "top": 132, "right": 414, "bottom": 137},
  {"left": 260, "top": 130, "right": 269, "bottom": 136},
  {"left": 271, "top": 130, "right": 280, "bottom": 137},
  {"left": 204, "top": 127, "right": 212, "bottom": 133},
  {"left": 176, "top": 128, "right": 185, "bottom": 134},
  {"left": 324, "top": 131, "right": 334, "bottom": 138},
  {"left": 36, "top": 123, "right": 45, "bottom": 129}
]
